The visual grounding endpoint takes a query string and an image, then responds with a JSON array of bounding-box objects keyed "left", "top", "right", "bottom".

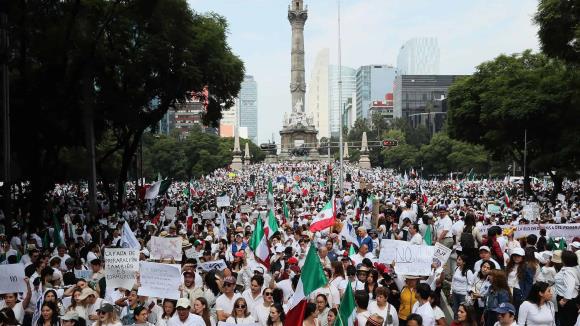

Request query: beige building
[{"left": 306, "top": 48, "right": 330, "bottom": 139}]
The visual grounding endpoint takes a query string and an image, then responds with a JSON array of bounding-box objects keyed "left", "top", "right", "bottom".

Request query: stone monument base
[
  {"left": 279, "top": 124, "right": 319, "bottom": 161},
  {"left": 359, "top": 154, "right": 371, "bottom": 169},
  {"left": 231, "top": 155, "right": 243, "bottom": 170},
  {"left": 264, "top": 154, "right": 278, "bottom": 163}
]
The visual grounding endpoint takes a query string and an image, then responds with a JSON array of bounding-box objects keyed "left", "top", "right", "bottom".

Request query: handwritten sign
[
  {"left": 240, "top": 205, "right": 252, "bottom": 214},
  {"left": 138, "top": 262, "right": 181, "bottom": 300},
  {"left": 202, "top": 211, "right": 215, "bottom": 220},
  {"left": 164, "top": 207, "right": 177, "bottom": 221},
  {"left": 433, "top": 243, "right": 452, "bottom": 269},
  {"left": 105, "top": 248, "right": 139, "bottom": 290},
  {"left": 149, "top": 236, "right": 182, "bottom": 262},
  {"left": 216, "top": 195, "right": 230, "bottom": 207},
  {"left": 0, "top": 264, "right": 26, "bottom": 294},
  {"left": 184, "top": 247, "right": 202, "bottom": 260},
  {"left": 378, "top": 240, "right": 434, "bottom": 276},
  {"left": 198, "top": 260, "right": 227, "bottom": 272},
  {"left": 74, "top": 269, "right": 92, "bottom": 280}
]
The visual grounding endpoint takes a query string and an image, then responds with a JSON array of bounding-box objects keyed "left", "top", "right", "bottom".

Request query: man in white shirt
[
  {"left": 435, "top": 205, "right": 453, "bottom": 249},
  {"left": 473, "top": 246, "right": 501, "bottom": 274},
  {"left": 241, "top": 275, "right": 264, "bottom": 315},
  {"left": 412, "top": 283, "right": 435, "bottom": 326},
  {"left": 215, "top": 276, "right": 242, "bottom": 321},
  {"left": 409, "top": 224, "right": 424, "bottom": 245},
  {"left": 167, "top": 298, "right": 206, "bottom": 326},
  {"left": 349, "top": 244, "right": 374, "bottom": 267}
]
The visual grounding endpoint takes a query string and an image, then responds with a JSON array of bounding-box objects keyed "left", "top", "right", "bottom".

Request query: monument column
[{"left": 288, "top": 0, "right": 307, "bottom": 113}]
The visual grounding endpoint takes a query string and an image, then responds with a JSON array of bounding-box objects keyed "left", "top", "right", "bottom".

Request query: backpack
[{"left": 460, "top": 232, "right": 475, "bottom": 249}]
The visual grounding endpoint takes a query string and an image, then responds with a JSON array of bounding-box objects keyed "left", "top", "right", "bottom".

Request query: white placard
[
  {"left": 0, "top": 264, "right": 26, "bottom": 294},
  {"left": 257, "top": 195, "right": 267, "bottom": 206},
  {"left": 104, "top": 248, "right": 139, "bottom": 290},
  {"left": 477, "top": 223, "right": 580, "bottom": 241},
  {"left": 198, "top": 260, "right": 227, "bottom": 272},
  {"left": 149, "top": 236, "right": 182, "bottom": 261},
  {"left": 433, "top": 243, "right": 452, "bottom": 269},
  {"left": 378, "top": 240, "right": 434, "bottom": 276},
  {"left": 202, "top": 211, "right": 216, "bottom": 220},
  {"left": 164, "top": 207, "right": 178, "bottom": 221},
  {"left": 240, "top": 205, "right": 252, "bottom": 213},
  {"left": 74, "top": 269, "right": 92, "bottom": 280},
  {"left": 522, "top": 203, "right": 540, "bottom": 220},
  {"left": 138, "top": 262, "right": 181, "bottom": 300},
  {"left": 184, "top": 247, "right": 202, "bottom": 260},
  {"left": 216, "top": 195, "right": 230, "bottom": 207}
]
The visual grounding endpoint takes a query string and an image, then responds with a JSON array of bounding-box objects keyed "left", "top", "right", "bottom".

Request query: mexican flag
[
  {"left": 249, "top": 214, "right": 270, "bottom": 268},
  {"left": 504, "top": 191, "right": 511, "bottom": 208},
  {"left": 334, "top": 280, "right": 356, "bottom": 326},
  {"left": 186, "top": 206, "right": 193, "bottom": 232},
  {"left": 310, "top": 197, "right": 336, "bottom": 232},
  {"left": 285, "top": 245, "right": 328, "bottom": 325},
  {"left": 145, "top": 180, "right": 172, "bottom": 199},
  {"left": 265, "top": 209, "right": 279, "bottom": 239}
]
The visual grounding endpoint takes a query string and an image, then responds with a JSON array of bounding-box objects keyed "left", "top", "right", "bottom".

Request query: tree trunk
[
  {"left": 116, "top": 129, "right": 143, "bottom": 211},
  {"left": 549, "top": 172, "right": 563, "bottom": 205}
]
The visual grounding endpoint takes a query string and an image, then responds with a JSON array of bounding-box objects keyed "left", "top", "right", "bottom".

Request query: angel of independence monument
[{"left": 279, "top": 0, "right": 319, "bottom": 160}]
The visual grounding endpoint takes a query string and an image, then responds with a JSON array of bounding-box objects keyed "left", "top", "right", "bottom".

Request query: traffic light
[
  {"left": 382, "top": 139, "right": 398, "bottom": 147},
  {"left": 260, "top": 143, "right": 277, "bottom": 150}
]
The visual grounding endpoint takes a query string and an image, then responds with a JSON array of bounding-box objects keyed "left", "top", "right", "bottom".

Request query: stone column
[{"left": 359, "top": 131, "right": 371, "bottom": 169}]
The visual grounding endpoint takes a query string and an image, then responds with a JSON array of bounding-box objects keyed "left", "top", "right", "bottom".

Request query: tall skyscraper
[
  {"left": 306, "top": 49, "right": 330, "bottom": 139},
  {"left": 355, "top": 65, "right": 397, "bottom": 120},
  {"left": 328, "top": 65, "right": 356, "bottom": 137},
  {"left": 397, "top": 37, "right": 440, "bottom": 75},
  {"left": 239, "top": 75, "right": 258, "bottom": 144}
]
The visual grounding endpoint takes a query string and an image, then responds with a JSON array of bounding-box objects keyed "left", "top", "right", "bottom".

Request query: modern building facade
[
  {"left": 219, "top": 100, "right": 238, "bottom": 138},
  {"left": 238, "top": 75, "right": 258, "bottom": 144},
  {"left": 355, "top": 65, "right": 397, "bottom": 121},
  {"left": 306, "top": 49, "right": 330, "bottom": 139},
  {"left": 397, "top": 37, "right": 440, "bottom": 75},
  {"left": 394, "top": 75, "right": 464, "bottom": 134},
  {"left": 368, "top": 93, "right": 395, "bottom": 126},
  {"left": 328, "top": 65, "right": 356, "bottom": 137}
]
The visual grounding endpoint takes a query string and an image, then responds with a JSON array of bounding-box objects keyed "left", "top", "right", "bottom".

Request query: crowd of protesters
[{"left": 1, "top": 162, "right": 580, "bottom": 326}]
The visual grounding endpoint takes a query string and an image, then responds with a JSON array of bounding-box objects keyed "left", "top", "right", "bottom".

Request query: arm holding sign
[{"left": 22, "top": 277, "right": 31, "bottom": 309}]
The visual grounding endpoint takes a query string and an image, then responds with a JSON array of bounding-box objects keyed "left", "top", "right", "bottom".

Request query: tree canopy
[{"left": 534, "top": 0, "right": 580, "bottom": 65}]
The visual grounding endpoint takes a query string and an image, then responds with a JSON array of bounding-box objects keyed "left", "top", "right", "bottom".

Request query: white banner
[
  {"left": 164, "top": 207, "right": 178, "bottom": 221},
  {"left": 184, "top": 247, "right": 202, "bottom": 260},
  {"left": 216, "top": 196, "right": 230, "bottom": 207},
  {"left": 477, "top": 223, "right": 580, "bottom": 241},
  {"left": 433, "top": 243, "right": 452, "bottom": 269},
  {"left": 198, "top": 260, "right": 227, "bottom": 272},
  {"left": 138, "top": 262, "right": 181, "bottom": 300},
  {"left": 149, "top": 236, "right": 182, "bottom": 261},
  {"left": 105, "top": 248, "right": 139, "bottom": 290},
  {"left": 0, "top": 264, "right": 26, "bottom": 294},
  {"left": 378, "top": 240, "right": 434, "bottom": 276}
]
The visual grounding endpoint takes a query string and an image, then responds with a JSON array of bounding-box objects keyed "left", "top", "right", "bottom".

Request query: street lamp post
[{"left": 337, "top": 0, "right": 343, "bottom": 196}]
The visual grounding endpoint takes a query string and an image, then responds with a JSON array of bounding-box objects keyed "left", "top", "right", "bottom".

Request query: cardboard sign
[
  {"left": 240, "top": 205, "right": 252, "bottom": 214},
  {"left": 433, "top": 243, "right": 452, "bottom": 269},
  {"left": 104, "top": 248, "right": 139, "bottom": 290},
  {"left": 149, "top": 236, "right": 182, "bottom": 261},
  {"left": 216, "top": 195, "right": 230, "bottom": 207},
  {"left": 164, "top": 207, "right": 178, "bottom": 221},
  {"left": 0, "top": 264, "right": 27, "bottom": 294},
  {"left": 198, "top": 260, "right": 227, "bottom": 272},
  {"left": 378, "top": 240, "right": 434, "bottom": 276},
  {"left": 138, "top": 262, "right": 181, "bottom": 300}
]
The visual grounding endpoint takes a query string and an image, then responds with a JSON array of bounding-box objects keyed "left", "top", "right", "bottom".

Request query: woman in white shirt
[
  {"left": 517, "top": 281, "right": 555, "bottom": 326},
  {"left": 367, "top": 287, "right": 398, "bottom": 326},
  {"left": 225, "top": 298, "right": 255, "bottom": 324},
  {"left": 0, "top": 278, "right": 32, "bottom": 325},
  {"left": 451, "top": 255, "right": 475, "bottom": 320},
  {"left": 554, "top": 251, "right": 580, "bottom": 326}
]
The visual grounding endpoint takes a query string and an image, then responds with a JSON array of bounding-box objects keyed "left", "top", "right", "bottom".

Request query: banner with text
[
  {"left": 433, "top": 243, "right": 452, "bottom": 269},
  {"left": 105, "top": 248, "right": 139, "bottom": 290},
  {"left": 149, "top": 236, "right": 182, "bottom": 261},
  {"left": 477, "top": 223, "right": 580, "bottom": 241},
  {"left": 139, "top": 262, "right": 181, "bottom": 300},
  {"left": 378, "top": 240, "right": 434, "bottom": 276},
  {"left": 198, "top": 260, "right": 227, "bottom": 272}
]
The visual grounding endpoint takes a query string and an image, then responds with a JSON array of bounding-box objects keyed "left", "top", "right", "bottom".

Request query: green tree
[
  {"left": 447, "top": 51, "right": 580, "bottom": 199},
  {"left": 419, "top": 133, "right": 488, "bottom": 176},
  {"left": 534, "top": 0, "right": 580, "bottom": 65}
]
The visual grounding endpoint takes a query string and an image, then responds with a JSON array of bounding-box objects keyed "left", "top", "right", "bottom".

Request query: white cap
[
  {"left": 510, "top": 248, "right": 525, "bottom": 256},
  {"left": 275, "top": 246, "right": 284, "bottom": 254},
  {"left": 176, "top": 298, "right": 190, "bottom": 309},
  {"left": 479, "top": 246, "right": 491, "bottom": 252},
  {"left": 571, "top": 241, "right": 580, "bottom": 249}
]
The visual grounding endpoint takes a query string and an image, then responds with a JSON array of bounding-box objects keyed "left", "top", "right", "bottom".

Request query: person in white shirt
[
  {"left": 451, "top": 255, "right": 475, "bottom": 320},
  {"left": 252, "top": 288, "right": 274, "bottom": 326},
  {"left": 411, "top": 283, "right": 435, "bottom": 326},
  {"left": 167, "top": 298, "right": 206, "bottom": 326},
  {"left": 215, "top": 276, "right": 242, "bottom": 322},
  {"left": 517, "top": 282, "right": 555, "bottom": 326},
  {"left": 435, "top": 206, "right": 453, "bottom": 249},
  {"left": 225, "top": 297, "right": 256, "bottom": 324},
  {"left": 408, "top": 224, "right": 423, "bottom": 245},
  {"left": 554, "top": 251, "right": 580, "bottom": 326},
  {"left": 492, "top": 302, "right": 517, "bottom": 326},
  {"left": 349, "top": 244, "right": 374, "bottom": 267},
  {"left": 473, "top": 246, "right": 501, "bottom": 274},
  {"left": 241, "top": 275, "right": 264, "bottom": 315},
  {"left": 354, "top": 290, "right": 371, "bottom": 326},
  {"left": 367, "top": 287, "right": 398, "bottom": 326},
  {"left": 0, "top": 279, "right": 31, "bottom": 325}
]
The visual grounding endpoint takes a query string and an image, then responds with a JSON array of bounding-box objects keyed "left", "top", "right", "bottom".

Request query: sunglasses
[
  {"left": 225, "top": 283, "right": 235, "bottom": 287},
  {"left": 97, "top": 311, "right": 107, "bottom": 315},
  {"left": 236, "top": 305, "right": 246, "bottom": 309},
  {"left": 264, "top": 292, "right": 273, "bottom": 296}
]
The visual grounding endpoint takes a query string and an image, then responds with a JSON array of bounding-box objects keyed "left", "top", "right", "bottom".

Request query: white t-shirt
[
  {"left": 166, "top": 313, "right": 206, "bottom": 326},
  {"left": 412, "top": 301, "right": 435, "bottom": 326},
  {"left": 517, "top": 301, "right": 555, "bottom": 326},
  {"left": 409, "top": 233, "right": 423, "bottom": 245},
  {"left": 241, "top": 289, "right": 263, "bottom": 315},
  {"left": 435, "top": 216, "right": 452, "bottom": 239},
  {"left": 0, "top": 301, "right": 24, "bottom": 324},
  {"left": 225, "top": 315, "right": 256, "bottom": 324},
  {"left": 252, "top": 303, "right": 271, "bottom": 326},
  {"left": 451, "top": 268, "right": 475, "bottom": 295},
  {"left": 367, "top": 301, "right": 398, "bottom": 325},
  {"left": 215, "top": 293, "right": 242, "bottom": 316}
]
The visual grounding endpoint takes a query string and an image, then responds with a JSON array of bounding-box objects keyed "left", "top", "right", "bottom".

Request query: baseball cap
[
  {"left": 287, "top": 257, "right": 298, "bottom": 265},
  {"left": 223, "top": 276, "right": 237, "bottom": 284},
  {"left": 493, "top": 302, "right": 515, "bottom": 315},
  {"left": 510, "top": 248, "right": 525, "bottom": 256},
  {"left": 96, "top": 303, "right": 114, "bottom": 314},
  {"left": 479, "top": 246, "right": 490, "bottom": 252},
  {"left": 176, "top": 298, "right": 190, "bottom": 309}
]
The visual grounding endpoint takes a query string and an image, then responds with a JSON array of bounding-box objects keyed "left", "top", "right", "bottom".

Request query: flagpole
[{"left": 337, "top": 0, "right": 344, "bottom": 197}]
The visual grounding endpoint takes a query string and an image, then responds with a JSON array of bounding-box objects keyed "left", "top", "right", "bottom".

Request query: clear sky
[{"left": 187, "top": 0, "right": 540, "bottom": 144}]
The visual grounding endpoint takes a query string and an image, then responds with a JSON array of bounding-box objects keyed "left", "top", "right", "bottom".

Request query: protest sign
[
  {"left": 138, "top": 262, "right": 181, "bottom": 300},
  {"left": 240, "top": 205, "right": 252, "bottom": 214},
  {"left": 257, "top": 195, "right": 267, "bottom": 206},
  {"left": 216, "top": 195, "right": 230, "bottom": 207},
  {"left": 433, "top": 243, "right": 452, "bottom": 269},
  {"left": 522, "top": 203, "right": 540, "bottom": 220},
  {"left": 163, "top": 207, "right": 177, "bottom": 221},
  {"left": 149, "top": 236, "right": 182, "bottom": 261},
  {"left": 478, "top": 223, "right": 580, "bottom": 241},
  {"left": 198, "top": 260, "right": 227, "bottom": 272},
  {"left": 104, "top": 248, "right": 139, "bottom": 290},
  {"left": 202, "top": 211, "right": 216, "bottom": 220},
  {"left": 557, "top": 193, "right": 565, "bottom": 202},
  {"left": 487, "top": 204, "right": 501, "bottom": 214},
  {"left": 378, "top": 240, "right": 434, "bottom": 276},
  {"left": 184, "top": 247, "right": 202, "bottom": 260},
  {"left": 0, "top": 264, "right": 26, "bottom": 294},
  {"left": 74, "top": 269, "right": 92, "bottom": 280}
]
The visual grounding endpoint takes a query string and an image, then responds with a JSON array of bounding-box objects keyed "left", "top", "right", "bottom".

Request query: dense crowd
[{"left": 1, "top": 162, "right": 580, "bottom": 326}]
